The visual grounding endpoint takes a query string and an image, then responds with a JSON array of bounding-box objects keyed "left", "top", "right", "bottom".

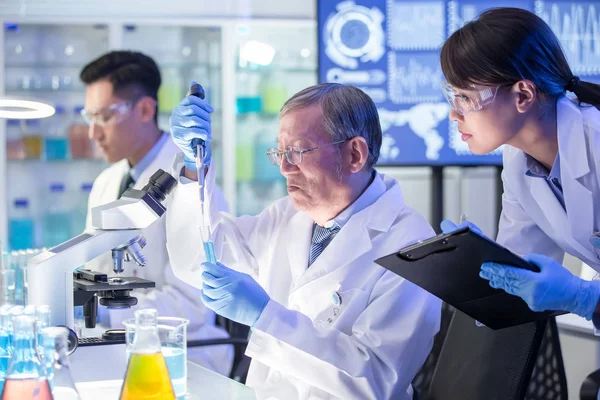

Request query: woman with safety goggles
[{"left": 439, "top": 7, "right": 600, "bottom": 328}]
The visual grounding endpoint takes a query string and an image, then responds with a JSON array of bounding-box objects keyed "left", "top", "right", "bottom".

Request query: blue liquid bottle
[
  {"left": 9, "top": 198, "right": 34, "bottom": 251},
  {"left": 43, "top": 183, "right": 71, "bottom": 248},
  {"left": 44, "top": 105, "right": 69, "bottom": 161}
]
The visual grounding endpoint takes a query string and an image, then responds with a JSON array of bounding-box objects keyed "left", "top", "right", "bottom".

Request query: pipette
[{"left": 186, "top": 83, "right": 217, "bottom": 264}]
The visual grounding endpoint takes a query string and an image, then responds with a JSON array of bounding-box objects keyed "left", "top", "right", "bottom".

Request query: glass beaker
[
  {"left": 41, "top": 327, "right": 81, "bottom": 400},
  {"left": 2, "top": 315, "right": 52, "bottom": 399},
  {"left": 123, "top": 315, "right": 188, "bottom": 399},
  {"left": 35, "top": 306, "right": 52, "bottom": 379},
  {"left": 120, "top": 309, "right": 176, "bottom": 400}
]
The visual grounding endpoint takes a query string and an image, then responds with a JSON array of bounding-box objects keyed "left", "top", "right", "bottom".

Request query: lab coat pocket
[{"left": 315, "top": 288, "right": 370, "bottom": 333}]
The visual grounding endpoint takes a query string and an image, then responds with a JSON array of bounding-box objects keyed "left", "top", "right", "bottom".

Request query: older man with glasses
[
  {"left": 166, "top": 82, "right": 441, "bottom": 400},
  {"left": 79, "top": 50, "right": 233, "bottom": 376}
]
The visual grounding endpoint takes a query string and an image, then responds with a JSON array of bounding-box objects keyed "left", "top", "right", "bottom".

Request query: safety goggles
[
  {"left": 440, "top": 81, "right": 502, "bottom": 116},
  {"left": 81, "top": 100, "right": 141, "bottom": 126},
  {"left": 266, "top": 140, "right": 347, "bottom": 166}
]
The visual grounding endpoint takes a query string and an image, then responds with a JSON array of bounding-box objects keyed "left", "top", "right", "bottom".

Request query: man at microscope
[{"left": 79, "top": 50, "right": 232, "bottom": 375}]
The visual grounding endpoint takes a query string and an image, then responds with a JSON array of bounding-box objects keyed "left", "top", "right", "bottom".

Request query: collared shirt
[
  {"left": 311, "top": 170, "right": 386, "bottom": 247},
  {"left": 525, "top": 153, "right": 565, "bottom": 210},
  {"left": 128, "top": 132, "right": 169, "bottom": 182}
]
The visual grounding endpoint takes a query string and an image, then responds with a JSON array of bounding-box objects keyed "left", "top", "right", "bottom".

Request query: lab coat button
[
  {"left": 332, "top": 291, "right": 342, "bottom": 306},
  {"left": 590, "top": 234, "right": 600, "bottom": 249}
]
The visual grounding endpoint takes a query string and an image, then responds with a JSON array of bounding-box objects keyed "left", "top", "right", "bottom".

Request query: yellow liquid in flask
[{"left": 119, "top": 352, "right": 176, "bottom": 400}]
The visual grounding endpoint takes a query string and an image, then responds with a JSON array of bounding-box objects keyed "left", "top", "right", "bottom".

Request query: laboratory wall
[{"left": 0, "top": 0, "right": 316, "bottom": 19}]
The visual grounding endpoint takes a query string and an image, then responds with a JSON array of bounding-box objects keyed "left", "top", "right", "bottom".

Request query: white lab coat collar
[
  {"left": 556, "top": 97, "right": 595, "bottom": 257},
  {"left": 557, "top": 97, "right": 590, "bottom": 179},
  {"left": 132, "top": 135, "right": 180, "bottom": 191},
  {"left": 286, "top": 174, "right": 404, "bottom": 290},
  {"left": 519, "top": 96, "right": 595, "bottom": 261},
  {"left": 129, "top": 132, "right": 169, "bottom": 182},
  {"left": 325, "top": 170, "right": 385, "bottom": 229}
]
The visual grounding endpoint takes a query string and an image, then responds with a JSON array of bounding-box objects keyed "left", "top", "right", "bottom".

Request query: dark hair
[
  {"left": 281, "top": 83, "right": 382, "bottom": 169},
  {"left": 80, "top": 50, "right": 161, "bottom": 123},
  {"left": 441, "top": 7, "right": 600, "bottom": 109}
]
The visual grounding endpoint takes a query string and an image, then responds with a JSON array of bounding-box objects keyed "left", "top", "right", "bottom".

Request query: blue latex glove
[
  {"left": 481, "top": 253, "right": 600, "bottom": 319},
  {"left": 201, "top": 261, "right": 270, "bottom": 327},
  {"left": 169, "top": 81, "right": 214, "bottom": 171},
  {"left": 440, "top": 219, "right": 484, "bottom": 236}
]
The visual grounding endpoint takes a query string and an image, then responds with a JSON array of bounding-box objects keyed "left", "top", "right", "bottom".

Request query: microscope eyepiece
[{"left": 142, "top": 169, "right": 177, "bottom": 202}]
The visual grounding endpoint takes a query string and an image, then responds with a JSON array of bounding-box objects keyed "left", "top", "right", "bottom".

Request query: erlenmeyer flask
[
  {"left": 1, "top": 315, "right": 52, "bottom": 399},
  {"left": 119, "top": 309, "right": 175, "bottom": 400},
  {"left": 41, "top": 327, "right": 80, "bottom": 400}
]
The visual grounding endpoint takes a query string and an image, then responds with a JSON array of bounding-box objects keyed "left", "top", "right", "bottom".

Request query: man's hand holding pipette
[
  {"left": 170, "top": 81, "right": 217, "bottom": 265},
  {"left": 170, "top": 80, "right": 213, "bottom": 176}
]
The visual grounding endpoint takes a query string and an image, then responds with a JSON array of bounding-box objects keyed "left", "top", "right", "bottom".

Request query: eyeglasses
[
  {"left": 81, "top": 100, "right": 134, "bottom": 126},
  {"left": 440, "top": 81, "right": 503, "bottom": 116},
  {"left": 266, "top": 140, "right": 347, "bottom": 166},
  {"left": 81, "top": 97, "right": 157, "bottom": 126}
]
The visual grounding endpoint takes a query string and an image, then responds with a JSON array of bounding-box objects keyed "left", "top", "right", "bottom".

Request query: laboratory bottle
[
  {"left": 158, "top": 69, "right": 182, "bottom": 113},
  {"left": 22, "top": 120, "right": 42, "bottom": 159},
  {"left": 68, "top": 106, "right": 92, "bottom": 159},
  {"left": 1, "top": 315, "right": 52, "bottom": 400},
  {"left": 253, "top": 118, "right": 283, "bottom": 183},
  {"left": 119, "top": 309, "right": 175, "bottom": 400},
  {"left": 236, "top": 111, "right": 259, "bottom": 182},
  {"left": 41, "top": 327, "right": 80, "bottom": 400},
  {"left": 6, "top": 120, "right": 24, "bottom": 160},
  {"left": 9, "top": 198, "right": 34, "bottom": 251},
  {"left": 71, "top": 183, "right": 92, "bottom": 236},
  {"left": 43, "top": 183, "right": 71, "bottom": 248},
  {"left": 260, "top": 70, "right": 287, "bottom": 115},
  {"left": 44, "top": 105, "right": 69, "bottom": 161}
]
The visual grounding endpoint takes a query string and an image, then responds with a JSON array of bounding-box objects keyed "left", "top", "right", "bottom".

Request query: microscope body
[{"left": 26, "top": 169, "right": 177, "bottom": 329}]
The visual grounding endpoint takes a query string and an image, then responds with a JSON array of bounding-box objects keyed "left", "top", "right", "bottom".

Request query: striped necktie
[{"left": 308, "top": 224, "right": 341, "bottom": 267}]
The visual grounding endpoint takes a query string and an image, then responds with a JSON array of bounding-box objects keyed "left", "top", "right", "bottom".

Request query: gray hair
[{"left": 280, "top": 83, "right": 382, "bottom": 169}]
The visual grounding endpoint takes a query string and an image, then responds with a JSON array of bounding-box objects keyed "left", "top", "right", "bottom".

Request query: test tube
[{"left": 1, "top": 269, "right": 15, "bottom": 305}]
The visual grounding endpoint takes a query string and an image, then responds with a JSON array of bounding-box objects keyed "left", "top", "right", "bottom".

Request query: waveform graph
[
  {"left": 388, "top": 51, "right": 445, "bottom": 103},
  {"left": 447, "top": 1, "right": 528, "bottom": 36},
  {"left": 536, "top": 1, "right": 600, "bottom": 75},
  {"left": 387, "top": 0, "right": 445, "bottom": 50}
]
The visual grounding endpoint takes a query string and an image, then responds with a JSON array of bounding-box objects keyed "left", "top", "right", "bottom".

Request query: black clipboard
[{"left": 375, "top": 227, "right": 565, "bottom": 329}]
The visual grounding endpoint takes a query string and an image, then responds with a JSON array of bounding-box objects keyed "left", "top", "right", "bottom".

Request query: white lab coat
[
  {"left": 166, "top": 154, "right": 441, "bottom": 400},
  {"left": 497, "top": 96, "right": 600, "bottom": 271},
  {"left": 84, "top": 135, "right": 233, "bottom": 376}
]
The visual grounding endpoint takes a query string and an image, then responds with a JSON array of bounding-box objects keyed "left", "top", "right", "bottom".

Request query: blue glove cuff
[
  {"left": 183, "top": 157, "right": 197, "bottom": 172},
  {"left": 572, "top": 279, "right": 600, "bottom": 320},
  {"left": 183, "top": 145, "right": 212, "bottom": 173},
  {"left": 250, "top": 298, "right": 271, "bottom": 328}
]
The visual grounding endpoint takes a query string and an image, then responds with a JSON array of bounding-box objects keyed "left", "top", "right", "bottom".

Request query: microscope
[{"left": 26, "top": 169, "right": 177, "bottom": 331}]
